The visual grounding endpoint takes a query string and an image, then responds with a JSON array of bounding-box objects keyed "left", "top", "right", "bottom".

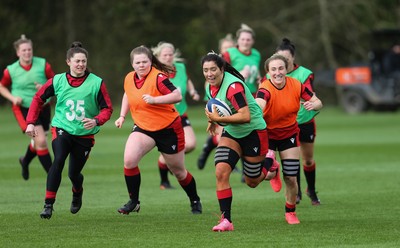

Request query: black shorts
[
  {"left": 298, "top": 119, "right": 316, "bottom": 143},
  {"left": 15, "top": 104, "right": 51, "bottom": 132},
  {"left": 269, "top": 132, "right": 300, "bottom": 152},
  {"left": 221, "top": 128, "right": 268, "bottom": 157},
  {"left": 132, "top": 117, "right": 185, "bottom": 154},
  {"left": 180, "top": 113, "right": 191, "bottom": 128}
]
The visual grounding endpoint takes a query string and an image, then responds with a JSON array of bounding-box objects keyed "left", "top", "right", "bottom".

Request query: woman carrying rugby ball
[{"left": 202, "top": 52, "right": 280, "bottom": 232}]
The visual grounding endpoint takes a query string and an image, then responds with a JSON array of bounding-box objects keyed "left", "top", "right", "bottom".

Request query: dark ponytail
[
  {"left": 66, "top": 41, "right": 88, "bottom": 60},
  {"left": 201, "top": 52, "right": 245, "bottom": 81},
  {"left": 276, "top": 38, "right": 296, "bottom": 56}
]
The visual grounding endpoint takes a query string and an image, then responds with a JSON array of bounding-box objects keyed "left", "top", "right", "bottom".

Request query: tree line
[{"left": 1, "top": 0, "right": 399, "bottom": 104}]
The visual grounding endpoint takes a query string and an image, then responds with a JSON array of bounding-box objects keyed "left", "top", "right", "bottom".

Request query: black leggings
[{"left": 46, "top": 128, "right": 94, "bottom": 193}]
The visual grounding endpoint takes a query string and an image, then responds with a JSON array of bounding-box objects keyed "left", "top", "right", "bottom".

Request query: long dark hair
[{"left": 201, "top": 52, "right": 245, "bottom": 81}]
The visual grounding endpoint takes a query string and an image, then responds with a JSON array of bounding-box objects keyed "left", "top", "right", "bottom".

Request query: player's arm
[
  {"left": 45, "top": 62, "right": 55, "bottom": 79},
  {"left": 229, "top": 91, "right": 251, "bottom": 123},
  {"left": 94, "top": 81, "right": 113, "bottom": 126},
  {"left": 26, "top": 78, "right": 55, "bottom": 125},
  {"left": 255, "top": 87, "right": 270, "bottom": 111},
  {"left": 187, "top": 77, "right": 200, "bottom": 101},
  {"left": 212, "top": 82, "right": 251, "bottom": 124},
  {"left": 115, "top": 93, "right": 128, "bottom": 129},
  {"left": 25, "top": 78, "right": 55, "bottom": 137},
  {"left": 142, "top": 74, "right": 181, "bottom": 104},
  {"left": 301, "top": 84, "right": 323, "bottom": 111},
  {"left": 303, "top": 73, "right": 315, "bottom": 92},
  {"left": 0, "top": 83, "right": 21, "bottom": 105},
  {"left": 0, "top": 69, "right": 22, "bottom": 105}
]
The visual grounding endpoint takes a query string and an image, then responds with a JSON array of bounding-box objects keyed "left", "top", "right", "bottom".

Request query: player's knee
[
  {"left": 214, "top": 146, "right": 239, "bottom": 170},
  {"left": 215, "top": 168, "right": 230, "bottom": 183},
  {"left": 173, "top": 170, "right": 186, "bottom": 181},
  {"left": 185, "top": 142, "right": 196, "bottom": 153},
  {"left": 303, "top": 159, "right": 314, "bottom": 166},
  {"left": 242, "top": 159, "right": 262, "bottom": 179},
  {"left": 68, "top": 172, "right": 79, "bottom": 181},
  {"left": 245, "top": 178, "right": 259, "bottom": 188},
  {"left": 282, "top": 159, "right": 300, "bottom": 177},
  {"left": 34, "top": 137, "right": 47, "bottom": 148},
  {"left": 124, "top": 156, "right": 138, "bottom": 169},
  {"left": 283, "top": 175, "right": 297, "bottom": 188},
  {"left": 52, "top": 157, "right": 65, "bottom": 168}
]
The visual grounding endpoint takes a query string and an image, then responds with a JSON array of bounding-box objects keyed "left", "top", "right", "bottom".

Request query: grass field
[{"left": 0, "top": 105, "right": 399, "bottom": 248}]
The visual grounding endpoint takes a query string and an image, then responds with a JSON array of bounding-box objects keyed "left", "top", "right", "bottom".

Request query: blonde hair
[
  {"left": 236, "top": 23, "right": 255, "bottom": 39},
  {"left": 218, "top": 33, "right": 235, "bottom": 53},
  {"left": 151, "top": 41, "right": 184, "bottom": 62},
  {"left": 13, "top": 34, "right": 32, "bottom": 51}
]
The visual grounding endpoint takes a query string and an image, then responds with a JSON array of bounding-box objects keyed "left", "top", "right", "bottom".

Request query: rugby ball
[{"left": 206, "top": 98, "right": 232, "bottom": 126}]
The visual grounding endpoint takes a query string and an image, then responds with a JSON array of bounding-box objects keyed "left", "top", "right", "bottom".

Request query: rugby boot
[
  {"left": 19, "top": 156, "right": 29, "bottom": 180},
  {"left": 285, "top": 212, "right": 300, "bottom": 225},
  {"left": 306, "top": 188, "right": 321, "bottom": 206},
  {"left": 40, "top": 204, "right": 54, "bottom": 219},
  {"left": 212, "top": 214, "right": 234, "bottom": 232},
  {"left": 118, "top": 200, "right": 140, "bottom": 215},
  {"left": 160, "top": 181, "right": 175, "bottom": 190},
  {"left": 70, "top": 189, "right": 83, "bottom": 214},
  {"left": 190, "top": 200, "right": 202, "bottom": 214}
]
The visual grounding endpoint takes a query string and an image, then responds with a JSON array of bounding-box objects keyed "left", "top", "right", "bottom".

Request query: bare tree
[{"left": 319, "top": 0, "right": 338, "bottom": 68}]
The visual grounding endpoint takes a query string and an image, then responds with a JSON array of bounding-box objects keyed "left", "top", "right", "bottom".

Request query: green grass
[{"left": 0, "top": 105, "right": 399, "bottom": 248}]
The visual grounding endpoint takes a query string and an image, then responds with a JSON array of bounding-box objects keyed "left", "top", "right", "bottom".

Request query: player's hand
[
  {"left": 82, "top": 118, "right": 97, "bottom": 130},
  {"left": 206, "top": 121, "right": 218, "bottom": 136},
  {"left": 191, "top": 91, "right": 200, "bottom": 101},
  {"left": 240, "top": 66, "right": 251, "bottom": 79},
  {"left": 115, "top": 117, "right": 125, "bottom": 128},
  {"left": 12, "top": 96, "right": 22, "bottom": 106},
  {"left": 205, "top": 106, "right": 220, "bottom": 123},
  {"left": 142, "top": 94, "right": 155, "bottom": 104},
  {"left": 25, "top": 124, "right": 37, "bottom": 137},
  {"left": 303, "top": 101, "right": 315, "bottom": 111},
  {"left": 34, "top": 82, "right": 42, "bottom": 90}
]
